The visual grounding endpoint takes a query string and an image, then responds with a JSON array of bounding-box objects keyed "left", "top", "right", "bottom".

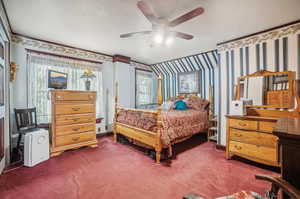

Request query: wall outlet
[{"left": 97, "top": 127, "right": 101, "bottom": 133}]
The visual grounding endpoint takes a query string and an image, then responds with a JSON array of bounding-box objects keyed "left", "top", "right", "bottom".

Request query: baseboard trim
[
  {"left": 216, "top": 144, "right": 226, "bottom": 151},
  {"left": 96, "top": 132, "right": 112, "bottom": 138}
]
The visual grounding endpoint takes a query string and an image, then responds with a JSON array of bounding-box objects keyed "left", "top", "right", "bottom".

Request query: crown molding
[
  {"left": 113, "top": 55, "right": 131, "bottom": 64},
  {"left": 12, "top": 33, "right": 113, "bottom": 62},
  {"left": 217, "top": 21, "right": 300, "bottom": 52},
  {"left": 11, "top": 33, "right": 152, "bottom": 72}
]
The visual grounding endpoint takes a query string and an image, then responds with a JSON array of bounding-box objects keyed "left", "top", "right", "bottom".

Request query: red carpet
[{"left": 0, "top": 135, "right": 278, "bottom": 199}]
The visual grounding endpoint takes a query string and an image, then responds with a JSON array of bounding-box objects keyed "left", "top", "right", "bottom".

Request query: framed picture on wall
[{"left": 178, "top": 71, "right": 200, "bottom": 94}]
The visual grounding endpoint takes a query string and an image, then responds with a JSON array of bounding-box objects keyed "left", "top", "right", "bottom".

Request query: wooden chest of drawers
[
  {"left": 50, "top": 90, "right": 98, "bottom": 156},
  {"left": 226, "top": 115, "right": 280, "bottom": 167}
]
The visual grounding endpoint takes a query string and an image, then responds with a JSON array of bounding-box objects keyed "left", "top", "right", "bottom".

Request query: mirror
[
  {"left": 242, "top": 76, "right": 264, "bottom": 105},
  {"left": 237, "top": 70, "right": 295, "bottom": 109}
]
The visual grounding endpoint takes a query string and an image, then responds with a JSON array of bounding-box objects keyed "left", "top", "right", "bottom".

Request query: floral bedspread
[
  {"left": 116, "top": 109, "right": 208, "bottom": 147},
  {"left": 160, "top": 109, "right": 208, "bottom": 146}
]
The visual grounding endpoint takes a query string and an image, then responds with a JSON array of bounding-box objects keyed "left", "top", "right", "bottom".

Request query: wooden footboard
[
  {"left": 114, "top": 122, "right": 162, "bottom": 163},
  {"left": 113, "top": 76, "right": 163, "bottom": 163}
]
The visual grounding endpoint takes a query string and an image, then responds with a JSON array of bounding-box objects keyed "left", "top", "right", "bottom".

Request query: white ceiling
[{"left": 4, "top": 0, "right": 300, "bottom": 64}]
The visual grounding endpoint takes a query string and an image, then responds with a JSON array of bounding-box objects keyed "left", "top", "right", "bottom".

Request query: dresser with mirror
[{"left": 226, "top": 70, "right": 300, "bottom": 167}]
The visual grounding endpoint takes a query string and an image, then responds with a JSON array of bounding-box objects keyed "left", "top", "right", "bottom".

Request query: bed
[{"left": 113, "top": 76, "right": 209, "bottom": 163}]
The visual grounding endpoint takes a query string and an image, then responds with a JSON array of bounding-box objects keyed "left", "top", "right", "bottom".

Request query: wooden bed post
[
  {"left": 155, "top": 75, "right": 163, "bottom": 163},
  {"left": 113, "top": 82, "right": 119, "bottom": 142}
]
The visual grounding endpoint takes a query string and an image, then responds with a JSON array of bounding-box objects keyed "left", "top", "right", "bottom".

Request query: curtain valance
[{"left": 27, "top": 52, "right": 102, "bottom": 71}]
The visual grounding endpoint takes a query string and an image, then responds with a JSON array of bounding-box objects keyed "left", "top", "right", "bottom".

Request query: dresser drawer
[
  {"left": 229, "top": 141, "right": 277, "bottom": 163},
  {"left": 258, "top": 121, "right": 276, "bottom": 133},
  {"left": 55, "top": 104, "right": 94, "bottom": 115},
  {"left": 55, "top": 132, "right": 96, "bottom": 147},
  {"left": 229, "top": 129, "right": 277, "bottom": 148},
  {"left": 56, "top": 123, "right": 95, "bottom": 136},
  {"left": 56, "top": 114, "right": 95, "bottom": 126},
  {"left": 55, "top": 91, "right": 96, "bottom": 102},
  {"left": 229, "top": 119, "right": 258, "bottom": 130}
]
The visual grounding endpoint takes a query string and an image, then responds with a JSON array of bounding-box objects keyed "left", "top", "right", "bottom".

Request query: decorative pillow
[
  {"left": 186, "top": 95, "right": 209, "bottom": 111},
  {"left": 169, "top": 95, "right": 185, "bottom": 102},
  {"left": 174, "top": 100, "right": 187, "bottom": 110},
  {"left": 161, "top": 101, "right": 175, "bottom": 111},
  {"left": 169, "top": 97, "right": 177, "bottom": 102}
]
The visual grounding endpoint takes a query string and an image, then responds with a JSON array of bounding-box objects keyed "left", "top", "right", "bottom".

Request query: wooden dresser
[
  {"left": 50, "top": 90, "right": 98, "bottom": 156},
  {"left": 226, "top": 115, "right": 280, "bottom": 167}
]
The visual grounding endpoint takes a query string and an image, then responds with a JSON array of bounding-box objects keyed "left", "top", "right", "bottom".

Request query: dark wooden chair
[
  {"left": 183, "top": 174, "right": 300, "bottom": 199},
  {"left": 14, "top": 108, "right": 38, "bottom": 153}
]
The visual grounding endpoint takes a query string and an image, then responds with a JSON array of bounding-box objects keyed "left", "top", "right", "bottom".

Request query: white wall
[
  {"left": 114, "top": 61, "right": 135, "bottom": 108},
  {"left": 101, "top": 61, "right": 114, "bottom": 132},
  {"left": 218, "top": 22, "right": 300, "bottom": 145}
]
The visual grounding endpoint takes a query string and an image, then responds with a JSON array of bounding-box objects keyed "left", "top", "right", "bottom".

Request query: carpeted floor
[{"left": 0, "top": 135, "right": 278, "bottom": 199}]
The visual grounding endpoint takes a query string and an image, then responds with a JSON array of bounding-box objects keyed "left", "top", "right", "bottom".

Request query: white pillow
[{"left": 161, "top": 101, "right": 174, "bottom": 111}]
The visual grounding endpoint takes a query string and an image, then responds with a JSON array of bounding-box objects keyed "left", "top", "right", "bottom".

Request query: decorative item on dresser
[
  {"left": 50, "top": 90, "right": 98, "bottom": 156},
  {"left": 81, "top": 68, "right": 96, "bottom": 91},
  {"left": 226, "top": 70, "right": 300, "bottom": 167}
]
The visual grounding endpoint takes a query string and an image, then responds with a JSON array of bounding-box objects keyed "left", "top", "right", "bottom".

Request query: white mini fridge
[{"left": 24, "top": 129, "right": 50, "bottom": 167}]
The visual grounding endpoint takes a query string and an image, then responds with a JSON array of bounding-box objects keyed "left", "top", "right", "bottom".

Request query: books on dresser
[{"left": 50, "top": 90, "right": 98, "bottom": 156}]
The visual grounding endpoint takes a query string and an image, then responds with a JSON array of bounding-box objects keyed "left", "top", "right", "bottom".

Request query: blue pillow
[{"left": 174, "top": 100, "right": 187, "bottom": 110}]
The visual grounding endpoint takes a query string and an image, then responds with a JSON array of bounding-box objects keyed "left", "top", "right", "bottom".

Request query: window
[
  {"left": 27, "top": 52, "right": 103, "bottom": 123},
  {"left": 135, "top": 69, "right": 156, "bottom": 108}
]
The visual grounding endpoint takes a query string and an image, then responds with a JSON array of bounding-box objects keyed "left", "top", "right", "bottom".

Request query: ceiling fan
[{"left": 120, "top": 1, "right": 204, "bottom": 44}]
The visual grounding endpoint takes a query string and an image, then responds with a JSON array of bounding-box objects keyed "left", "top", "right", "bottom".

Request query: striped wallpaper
[
  {"left": 218, "top": 22, "right": 300, "bottom": 145},
  {"left": 150, "top": 50, "right": 219, "bottom": 114}
]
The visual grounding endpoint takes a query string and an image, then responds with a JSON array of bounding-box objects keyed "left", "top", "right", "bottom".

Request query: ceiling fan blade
[
  {"left": 172, "top": 32, "right": 194, "bottom": 40},
  {"left": 120, "top": 31, "right": 152, "bottom": 38},
  {"left": 168, "top": 7, "right": 204, "bottom": 27},
  {"left": 137, "top": 1, "right": 159, "bottom": 24}
]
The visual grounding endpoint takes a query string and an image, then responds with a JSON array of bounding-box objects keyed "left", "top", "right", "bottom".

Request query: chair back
[{"left": 14, "top": 108, "right": 38, "bottom": 131}]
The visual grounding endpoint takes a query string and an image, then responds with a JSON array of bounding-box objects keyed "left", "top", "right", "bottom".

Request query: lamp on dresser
[
  {"left": 226, "top": 70, "right": 300, "bottom": 167},
  {"left": 50, "top": 90, "right": 98, "bottom": 156},
  {"left": 81, "top": 68, "right": 96, "bottom": 91}
]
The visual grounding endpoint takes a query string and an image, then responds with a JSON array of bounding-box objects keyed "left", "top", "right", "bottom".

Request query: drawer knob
[
  {"left": 72, "top": 108, "right": 80, "bottom": 111},
  {"left": 234, "top": 145, "right": 242, "bottom": 150},
  {"left": 72, "top": 137, "right": 80, "bottom": 141},
  {"left": 72, "top": 128, "right": 80, "bottom": 131},
  {"left": 235, "top": 134, "right": 243, "bottom": 137},
  {"left": 72, "top": 118, "right": 80, "bottom": 121},
  {"left": 238, "top": 122, "right": 247, "bottom": 127},
  {"left": 57, "top": 95, "right": 62, "bottom": 99}
]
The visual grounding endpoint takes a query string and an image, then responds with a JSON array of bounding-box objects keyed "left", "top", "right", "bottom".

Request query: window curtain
[
  {"left": 27, "top": 52, "right": 103, "bottom": 123},
  {"left": 135, "top": 69, "right": 156, "bottom": 108}
]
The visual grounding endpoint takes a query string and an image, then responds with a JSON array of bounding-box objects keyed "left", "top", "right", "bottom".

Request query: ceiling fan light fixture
[
  {"left": 154, "top": 33, "right": 164, "bottom": 44},
  {"left": 165, "top": 37, "right": 174, "bottom": 46}
]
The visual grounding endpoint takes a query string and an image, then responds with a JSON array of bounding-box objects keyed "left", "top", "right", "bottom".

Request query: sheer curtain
[
  {"left": 27, "top": 52, "right": 103, "bottom": 123},
  {"left": 135, "top": 69, "right": 156, "bottom": 108}
]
